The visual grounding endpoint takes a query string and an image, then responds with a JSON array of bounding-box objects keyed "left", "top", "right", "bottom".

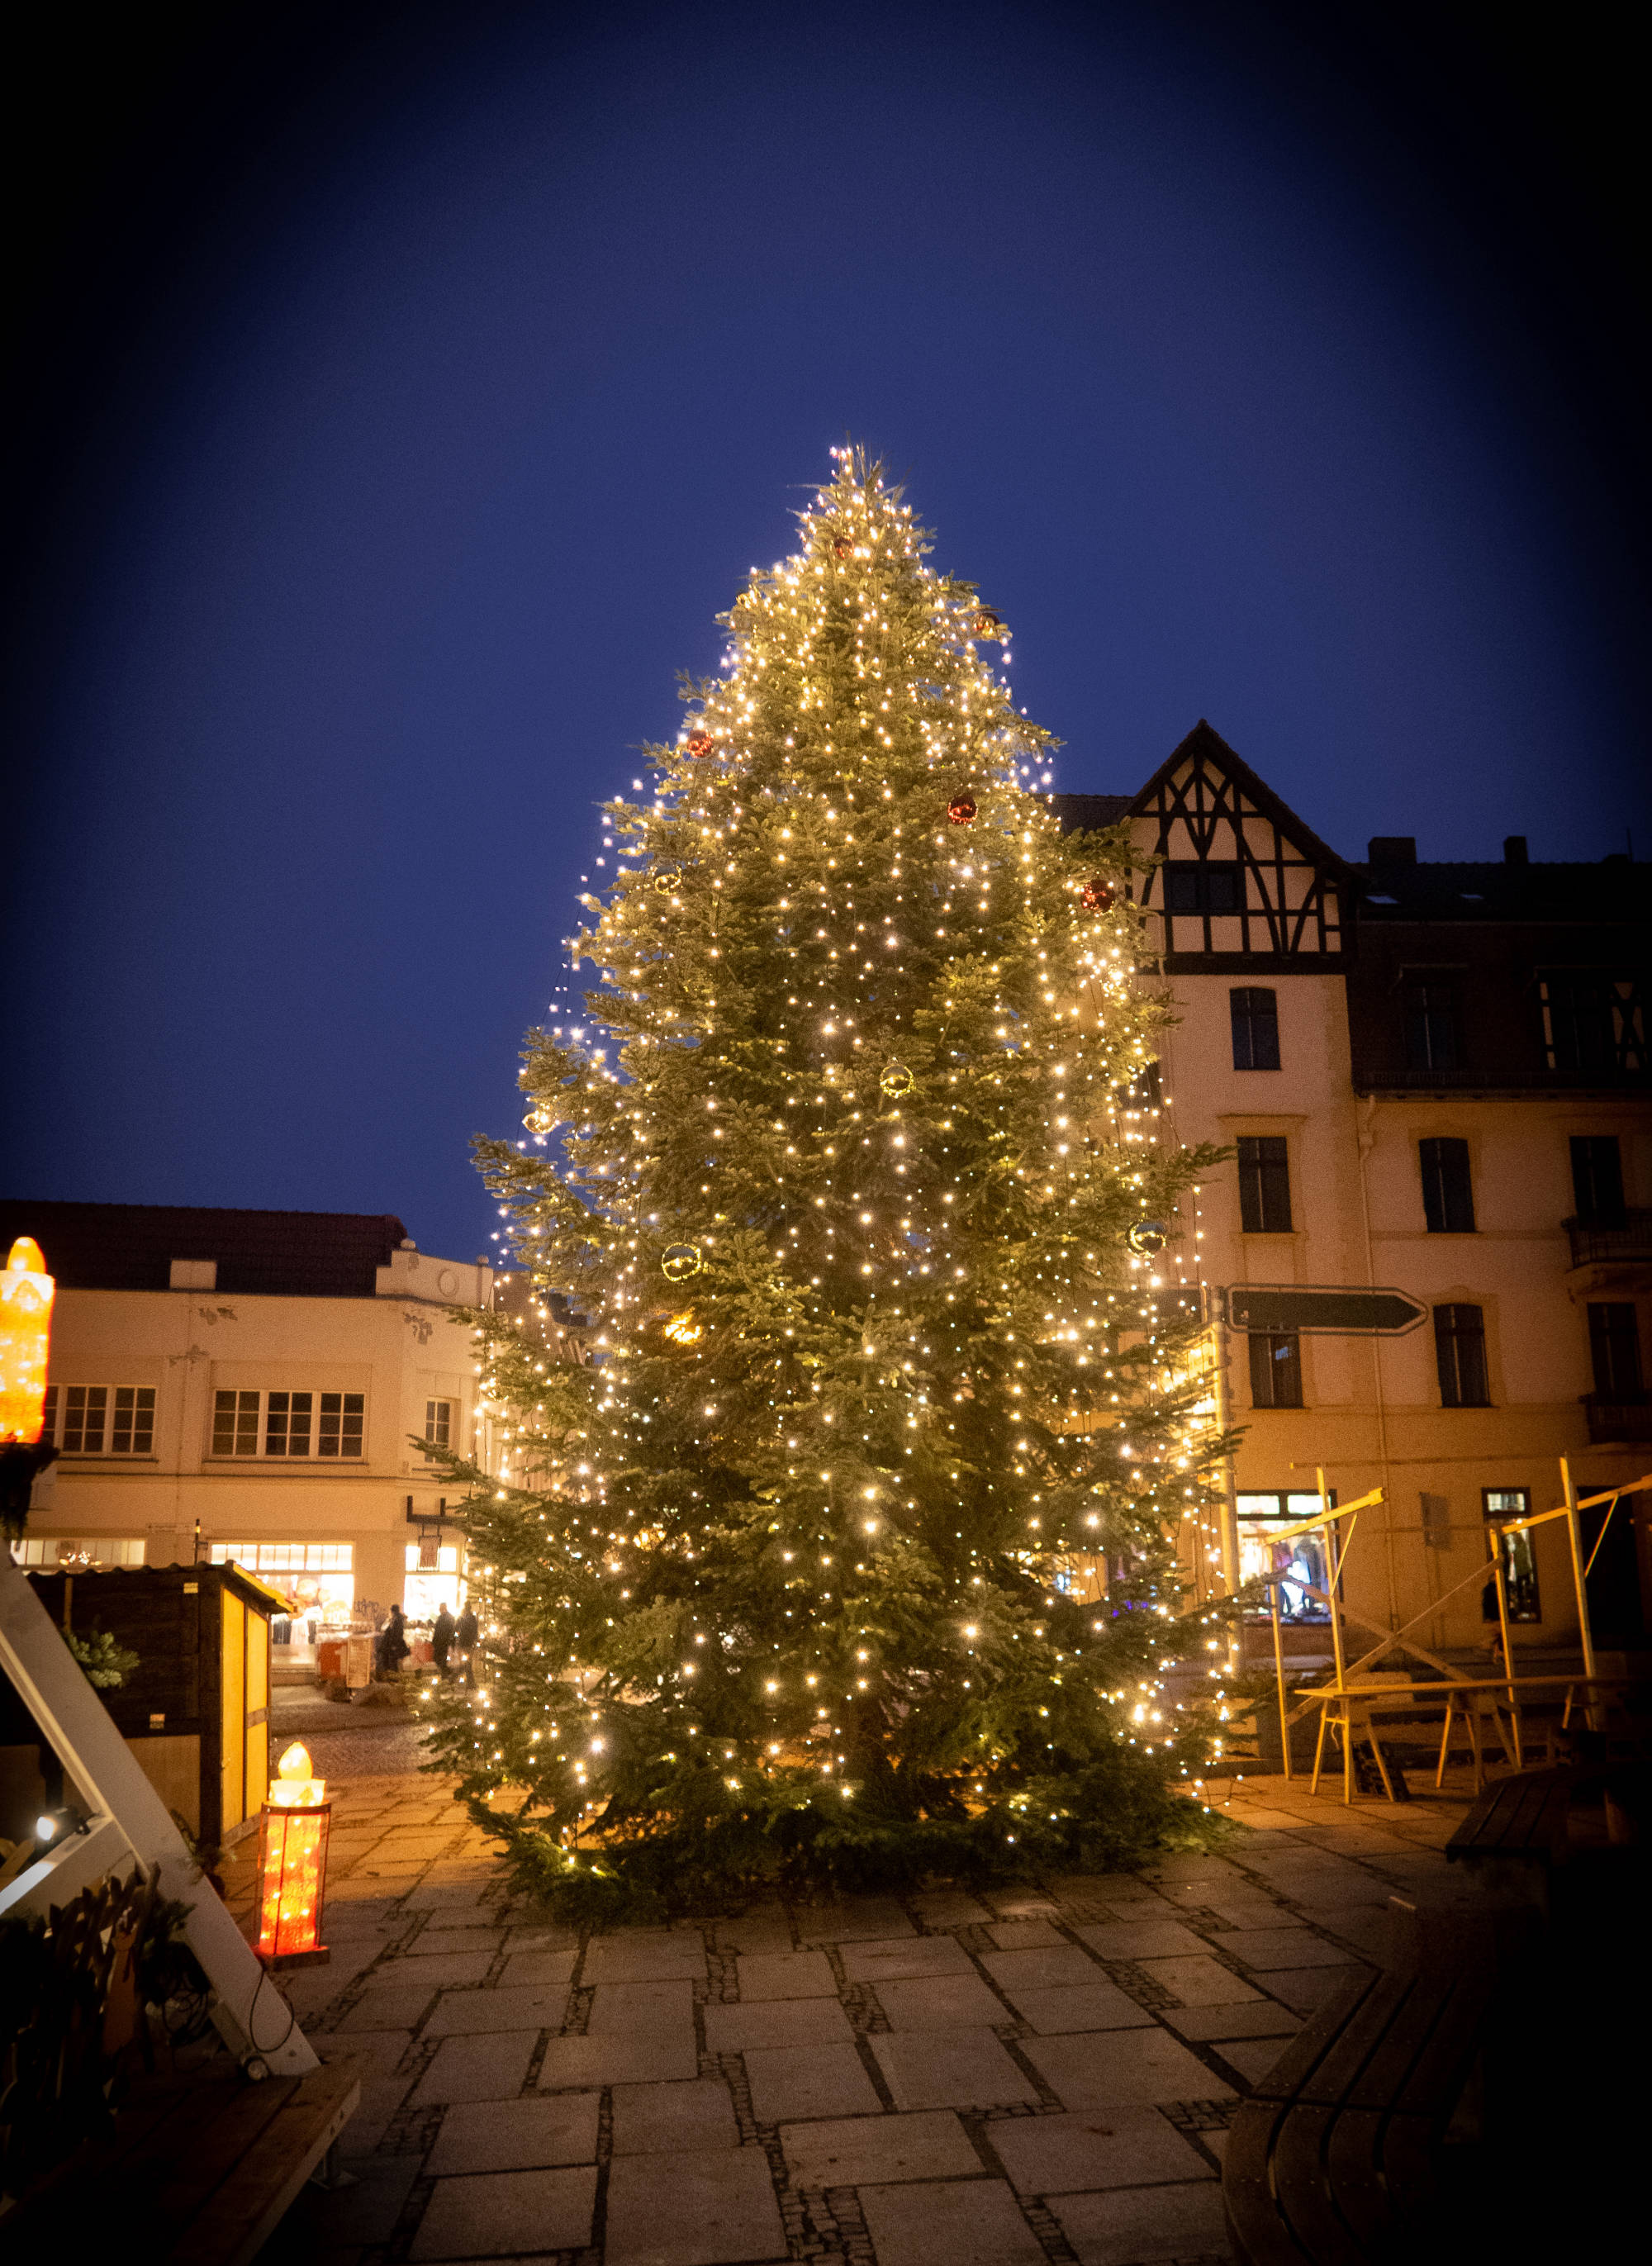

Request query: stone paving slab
[
  {"left": 588, "top": 1979, "right": 696, "bottom": 2034},
  {"left": 870, "top": 2029, "right": 1041, "bottom": 2112},
  {"left": 780, "top": 2108, "right": 981, "bottom": 2189},
  {"left": 604, "top": 2147, "right": 786, "bottom": 2266},
  {"left": 1050, "top": 2174, "right": 1230, "bottom": 2264},
  {"left": 1072, "top": 1919, "right": 1209, "bottom": 1962},
  {"left": 1020, "top": 2026, "right": 1216, "bottom": 2109},
  {"left": 425, "top": 2093, "right": 601, "bottom": 2174},
  {"left": 703, "top": 1994, "right": 853, "bottom": 2052},
  {"left": 743, "top": 2042, "right": 883, "bottom": 2122},
  {"left": 497, "top": 1947, "right": 580, "bottom": 1988},
  {"left": 839, "top": 1935, "right": 973, "bottom": 1983},
  {"left": 413, "top": 2031, "right": 539, "bottom": 2106},
  {"left": 611, "top": 2078, "right": 741, "bottom": 2155},
  {"left": 1213, "top": 1925, "right": 1360, "bottom": 1968},
  {"left": 734, "top": 1949, "right": 836, "bottom": 2000},
  {"left": 875, "top": 1974, "right": 1011, "bottom": 2031},
  {"left": 1163, "top": 1998, "right": 1303, "bottom": 2041},
  {"left": 378, "top": 1948, "right": 493, "bottom": 1989},
  {"left": 342, "top": 1982, "right": 441, "bottom": 2031},
  {"left": 1137, "top": 1954, "right": 1262, "bottom": 2006},
  {"left": 987, "top": 2107, "right": 1213, "bottom": 2195},
  {"left": 539, "top": 2031, "right": 700, "bottom": 2088},
  {"left": 981, "top": 1945, "right": 1110, "bottom": 1995},
  {"left": 411, "top": 2165, "right": 598, "bottom": 2259},
  {"left": 795, "top": 1898, "right": 916, "bottom": 1942},
  {"left": 425, "top": 1983, "right": 569, "bottom": 2036},
  {"left": 860, "top": 2174, "right": 1048, "bottom": 2266},
  {"left": 1004, "top": 1983, "right": 1156, "bottom": 2035},
  {"left": 1251, "top": 1964, "right": 1367, "bottom": 2013},
  {"left": 585, "top": 1931, "right": 708, "bottom": 1984},
  {"left": 985, "top": 1919, "right": 1066, "bottom": 1950}
]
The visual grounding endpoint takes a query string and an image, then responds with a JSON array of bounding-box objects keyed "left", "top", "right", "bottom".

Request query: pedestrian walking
[
  {"left": 432, "top": 1601, "right": 456, "bottom": 1679},
  {"left": 375, "top": 1602, "right": 411, "bottom": 1680}
]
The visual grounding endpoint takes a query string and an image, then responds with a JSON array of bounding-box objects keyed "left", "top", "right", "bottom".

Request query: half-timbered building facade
[{"left": 1056, "top": 721, "right": 1652, "bottom": 1679}]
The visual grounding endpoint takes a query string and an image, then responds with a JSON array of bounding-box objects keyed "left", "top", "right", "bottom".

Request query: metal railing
[{"left": 1564, "top": 1209, "right": 1652, "bottom": 1266}]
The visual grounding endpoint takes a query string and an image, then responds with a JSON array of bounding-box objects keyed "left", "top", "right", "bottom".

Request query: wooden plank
[
  {"left": 173, "top": 2055, "right": 363, "bottom": 2266},
  {"left": 1322, "top": 2106, "right": 1393, "bottom": 2254},
  {"left": 143, "top": 2068, "right": 301, "bottom": 2224},
  {"left": 1271, "top": 2105, "right": 1363, "bottom": 2266},
  {"left": 1244, "top": 1966, "right": 1387, "bottom": 2103},
  {"left": 1222, "top": 2102, "right": 1316, "bottom": 2266}
]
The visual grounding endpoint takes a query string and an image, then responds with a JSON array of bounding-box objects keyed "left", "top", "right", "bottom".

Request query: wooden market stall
[{"left": 0, "top": 1561, "right": 287, "bottom": 1851}]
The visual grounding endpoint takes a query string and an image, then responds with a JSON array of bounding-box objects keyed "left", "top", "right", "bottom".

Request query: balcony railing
[
  {"left": 1582, "top": 1394, "right": 1652, "bottom": 1446},
  {"left": 1565, "top": 1209, "right": 1652, "bottom": 1267}
]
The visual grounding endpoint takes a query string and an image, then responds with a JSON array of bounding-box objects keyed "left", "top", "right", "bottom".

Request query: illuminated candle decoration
[
  {"left": 255, "top": 1742, "right": 331, "bottom": 1965},
  {"left": 0, "top": 1237, "right": 54, "bottom": 1446},
  {"left": 662, "top": 1312, "right": 703, "bottom": 1344}
]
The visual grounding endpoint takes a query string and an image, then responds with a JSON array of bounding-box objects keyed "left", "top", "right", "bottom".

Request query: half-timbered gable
[{"left": 1124, "top": 721, "right": 1353, "bottom": 972}]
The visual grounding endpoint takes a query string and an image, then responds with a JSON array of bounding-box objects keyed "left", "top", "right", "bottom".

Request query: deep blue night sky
[{"left": 4, "top": 2, "right": 1646, "bottom": 1263}]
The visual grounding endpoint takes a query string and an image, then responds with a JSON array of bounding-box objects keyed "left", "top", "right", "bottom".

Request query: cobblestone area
[{"left": 246, "top": 1749, "right": 1476, "bottom": 2266}]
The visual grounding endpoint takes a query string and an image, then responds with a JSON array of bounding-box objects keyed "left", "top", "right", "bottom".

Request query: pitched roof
[
  {"left": 1132, "top": 720, "right": 1358, "bottom": 879},
  {"left": 0, "top": 1201, "right": 408, "bottom": 1297}
]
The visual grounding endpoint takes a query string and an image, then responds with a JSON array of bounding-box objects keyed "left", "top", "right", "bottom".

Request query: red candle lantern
[{"left": 255, "top": 1741, "right": 332, "bottom": 1967}]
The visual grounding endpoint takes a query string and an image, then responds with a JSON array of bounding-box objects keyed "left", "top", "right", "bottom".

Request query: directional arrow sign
[{"left": 1227, "top": 1285, "right": 1427, "bottom": 1337}]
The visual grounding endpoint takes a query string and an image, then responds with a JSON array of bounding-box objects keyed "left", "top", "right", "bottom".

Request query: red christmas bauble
[
  {"left": 685, "top": 729, "right": 714, "bottom": 759},
  {"left": 1081, "top": 877, "right": 1115, "bottom": 910},
  {"left": 947, "top": 793, "right": 977, "bottom": 825},
  {"left": 833, "top": 536, "right": 852, "bottom": 559},
  {"left": 971, "top": 607, "right": 1004, "bottom": 639}
]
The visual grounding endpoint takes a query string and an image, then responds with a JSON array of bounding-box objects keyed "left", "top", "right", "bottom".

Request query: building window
[
  {"left": 1403, "top": 981, "right": 1463, "bottom": 1072},
  {"left": 1569, "top": 1136, "right": 1625, "bottom": 1223},
  {"left": 212, "top": 1390, "right": 364, "bottom": 1458},
  {"left": 405, "top": 1542, "right": 460, "bottom": 1575},
  {"left": 265, "top": 1392, "right": 313, "bottom": 1456},
  {"left": 425, "top": 1398, "right": 454, "bottom": 1447},
  {"left": 1237, "top": 1136, "right": 1293, "bottom": 1233},
  {"left": 1236, "top": 1492, "right": 1334, "bottom": 1621},
  {"left": 1248, "top": 1331, "right": 1303, "bottom": 1408},
  {"left": 1230, "top": 988, "right": 1280, "bottom": 1071},
  {"left": 1540, "top": 973, "right": 1645, "bottom": 1076},
  {"left": 1164, "top": 861, "right": 1241, "bottom": 916},
  {"left": 1419, "top": 1138, "right": 1476, "bottom": 1233},
  {"left": 1483, "top": 1489, "right": 1540, "bottom": 1622},
  {"left": 10, "top": 1537, "right": 145, "bottom": 1569},
  {"left": 41, "top": 1385, "right": 155, "bottom": 1456},
  {"left": 1587, "top": 1303, "right": 1644, "bottom": 1402},
  {"left": 1434, "top": 1304, "right": 1490, "bottom": 1407}
]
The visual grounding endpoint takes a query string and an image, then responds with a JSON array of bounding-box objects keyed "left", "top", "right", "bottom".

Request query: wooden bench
[
  {"left": 1222, "top": 1907, "right": 1532, "bottom": 2265},
  {"left": 2, "top": 2043, "right": 364, "bottom": 2264},
  {"left": 1445, "top": 1765, "right": 1574, "bottom": 1889}
]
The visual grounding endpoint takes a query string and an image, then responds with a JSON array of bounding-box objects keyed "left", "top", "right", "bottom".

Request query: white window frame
[
  {"left": 210, "top": 1389, "right": 365, "bottom": 1460},
  {"left": 40, "top": 1385, "right": 157, "bottom": 1456}
]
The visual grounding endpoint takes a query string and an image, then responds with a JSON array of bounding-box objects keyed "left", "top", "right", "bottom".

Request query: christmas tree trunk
[{"left": 423, "top": 451, "right": 1231, "bottom": 1919}]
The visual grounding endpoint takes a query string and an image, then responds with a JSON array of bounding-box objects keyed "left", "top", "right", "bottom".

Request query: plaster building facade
[
  {"left": 1056, "top": 723, "right": 1651, "bottom": 1671},
  {"left": 0, "top": 1204, "right": 494, "bottom": 1631}
]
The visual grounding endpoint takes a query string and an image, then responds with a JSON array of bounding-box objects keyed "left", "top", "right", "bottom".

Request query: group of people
[{"left": 372, "top": 1599, "right": 479, "bottom": 1681}]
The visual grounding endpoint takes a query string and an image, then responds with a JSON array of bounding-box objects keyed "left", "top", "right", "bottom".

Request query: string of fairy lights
[{"left": 432, "top": 450, "right": 1234, "bottom": 1861}]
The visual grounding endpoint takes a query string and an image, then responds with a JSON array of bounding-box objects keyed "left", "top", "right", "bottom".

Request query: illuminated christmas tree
[{"left": 425, "top": 451, "right": 1229, "bottom": 1916}]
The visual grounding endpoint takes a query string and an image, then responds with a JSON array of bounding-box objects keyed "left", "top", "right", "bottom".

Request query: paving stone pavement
[{"left": 244, "top": 1752, "right": 1476, "bottom": 2266}]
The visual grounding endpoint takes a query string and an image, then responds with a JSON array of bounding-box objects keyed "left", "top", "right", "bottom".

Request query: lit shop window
[
  {"left": 1235, "top": 1492, "right": 1334, "bottom": 1622},
  {"left": 211, "top": 1542, "right": 355, "bottom": 1621},
  {"left": 10, "top": 1537, "right": 145, "bottom": 1568},
  {"left": 40, "top": 1385, "right": 155, "bottom": 1455},
  {"left": 406, "top": 1542, "right": 460, "bottom": 1574},
  {"left": 211, "top": 1390, "right": 364, "bottom": 1457},
  {"left": 1483, "top": 1489, "right": 1541, "bottom": 1623}
]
